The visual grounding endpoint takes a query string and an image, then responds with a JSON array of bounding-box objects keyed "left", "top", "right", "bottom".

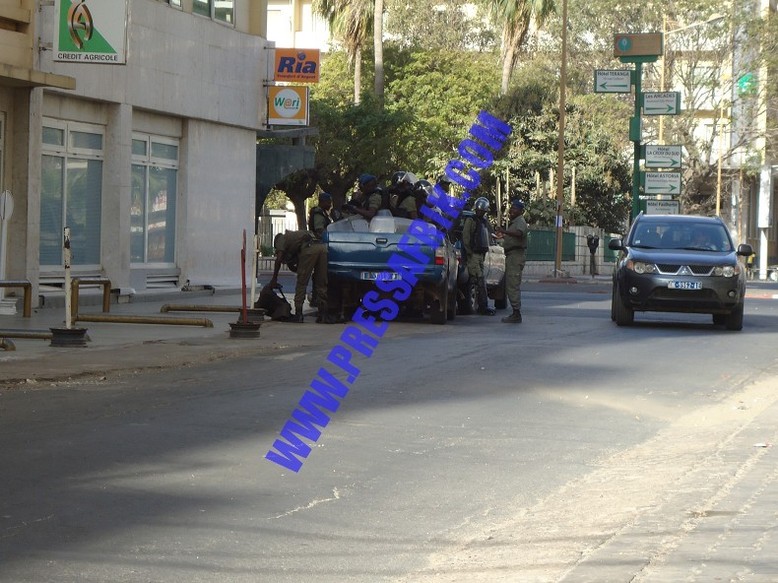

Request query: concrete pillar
[{"left": 103, "top": 103, "right": 133, "bottom": 289}]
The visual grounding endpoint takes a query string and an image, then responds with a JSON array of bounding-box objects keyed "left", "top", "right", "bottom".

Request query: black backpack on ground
[{"left": 255, "top": 284, "right": 293, "bottom": 321}]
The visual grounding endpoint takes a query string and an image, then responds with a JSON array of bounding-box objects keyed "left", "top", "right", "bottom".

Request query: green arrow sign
[
  {"left": 594, "top": 70, "right": 632, "bottom": 93},
  {"left": 642, "top": 92, "right": 681, "bottom": 116},
  {"left": 644, "top": 145, "right": 683, "bottom": 169},
  {"left": 643, "top": 171, "right": 682, "bottom": 194}
]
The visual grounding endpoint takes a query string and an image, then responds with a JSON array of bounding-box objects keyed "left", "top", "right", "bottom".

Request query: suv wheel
[
  {"left": 610, "top": 284, "right": 617, "bottom": 321},
  {"left": 724, "top": 303, "right": 744, "bottom": 331},
  {"left": 613, "top": 284, "right": 634, "bottom": 326}
]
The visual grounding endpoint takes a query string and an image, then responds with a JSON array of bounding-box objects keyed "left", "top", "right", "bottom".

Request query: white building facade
[{"left": 4, "top": 0, "right": 272, "bottom": 303}]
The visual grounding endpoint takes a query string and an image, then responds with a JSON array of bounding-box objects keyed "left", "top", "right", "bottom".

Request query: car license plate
[
  {"left": 361, "top": 272, "right": 400, "bottom": 281},
  {"left": 668, "top": 281, "right": 702, "bottom": 290}
]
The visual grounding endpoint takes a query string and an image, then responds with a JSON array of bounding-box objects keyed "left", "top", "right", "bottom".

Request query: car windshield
[{"left": 629, "top": 221, "right": 733, "bottom": 252}]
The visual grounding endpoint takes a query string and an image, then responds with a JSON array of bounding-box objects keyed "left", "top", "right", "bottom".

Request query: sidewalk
[
  {"left": 2, "top": 275, "right": 774, "bottom": 385},
  {"left": 0, "top": 283, "right": 321, "bottom": 384}
]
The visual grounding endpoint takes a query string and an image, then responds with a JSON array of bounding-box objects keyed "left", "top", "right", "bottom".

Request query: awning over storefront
[{"left": 0, "top": 64, "right": 75, "bottom": 90}]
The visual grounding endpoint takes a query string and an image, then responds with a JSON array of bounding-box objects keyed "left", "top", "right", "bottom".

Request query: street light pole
[{"left": 553, "top": 0, "right": 568, "bottom": 277}]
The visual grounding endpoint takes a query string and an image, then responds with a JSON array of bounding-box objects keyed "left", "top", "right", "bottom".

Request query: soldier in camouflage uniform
[
  {"left": 495, "top": 199, "right": 528, "bottom": 323},
  {"left": 308, "top": 192, "right": 340, "bottom": 239},
  {"left": 344, "top": 174, "right": 384, "bottom": 221},
  {"left": 269, "top": 230, "right": 330, "bottom": 323},
  {"left": 462, "top": 197, "right": 496, "bottom": 316}
]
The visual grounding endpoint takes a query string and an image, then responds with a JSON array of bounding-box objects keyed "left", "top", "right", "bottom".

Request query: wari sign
[
  {"left": 268, "top": 86, "right": 309, "bottom": 126},
  {"left": 273, "top": 49, "right": 320, "bottom": 83},
  {"left": 54, "top": 0, "right": 128, "bottom": 64}
]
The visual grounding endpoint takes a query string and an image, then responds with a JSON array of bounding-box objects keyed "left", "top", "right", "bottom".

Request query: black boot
[
  {"left": 290, "top": 305, "right": 304, "bottom": 323},
  {"left": 476, "top": 277, "right": 495, "bottom": 315},
  {"left": 501, "top": 309, "right": 522, "bottom": 323}
]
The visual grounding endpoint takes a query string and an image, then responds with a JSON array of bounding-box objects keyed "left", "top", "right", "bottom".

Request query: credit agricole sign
[{"left": 54, "top": 0, "right": 128, "bottom": 64}]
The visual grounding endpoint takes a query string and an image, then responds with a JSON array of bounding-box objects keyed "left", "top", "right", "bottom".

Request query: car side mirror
[
  {"left": 737, "top": 243, "right": 754, "bottom": 257},
  {"left": 608, "top": 238, "right": 625, "bottom": 251}
]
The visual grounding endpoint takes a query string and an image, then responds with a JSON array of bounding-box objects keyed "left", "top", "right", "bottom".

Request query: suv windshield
[{"left": 629, "top": 220, "right": 733, "bottom": 252}]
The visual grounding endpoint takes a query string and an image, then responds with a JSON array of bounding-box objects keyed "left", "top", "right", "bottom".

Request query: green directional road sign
[
  {"left": 594, "top": 70, "right": 632, "bottom": 93},
  {"left": 644, "top": 145, "right": 682, "bottom": 169},
  {"left": 643, "top": 171, "right": 681, "bottom": 194},
  {"left": 642, "top": 199, "right": 681, "bottom": 215},
  {"left": 642, "top": 92, "right": 681, "bottom": 115},
  {"left": 643, "top": 92, "right": 681, "bottom": 115}
]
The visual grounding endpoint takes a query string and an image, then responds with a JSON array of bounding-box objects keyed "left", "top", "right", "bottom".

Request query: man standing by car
[
  {"left": 462, "top": 197, "right": 496, "bottom": 316},
  {"left": 308, "top": 192, "right": 340, "bottom": 239},
  {"left": 496, "top": 198, "right": 528, "bottom": 323},
  {"left": 269, "top": 230, "right": 332, "bottom": 324}
]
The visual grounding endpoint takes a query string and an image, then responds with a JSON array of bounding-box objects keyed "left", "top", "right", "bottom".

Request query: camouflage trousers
[
  {"left": 295, "top": 242, "right": 328, "bottom": 311},
  {"left": 505, "top": 251, "right": 525, "bottom": 311}
]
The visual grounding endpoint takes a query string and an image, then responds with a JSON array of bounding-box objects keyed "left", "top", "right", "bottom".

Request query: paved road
[{"left": 1, "top": 282, "right": 777, "bottom": 582}]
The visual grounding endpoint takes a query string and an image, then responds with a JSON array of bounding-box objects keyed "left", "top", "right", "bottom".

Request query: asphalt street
[{"left": 1, "top": 279, "right": 778, "bottom": 582}]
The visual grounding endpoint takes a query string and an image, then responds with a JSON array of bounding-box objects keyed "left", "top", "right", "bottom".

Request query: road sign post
[{"left": 595, "top": 33, "right": 687, "bottom": 221}]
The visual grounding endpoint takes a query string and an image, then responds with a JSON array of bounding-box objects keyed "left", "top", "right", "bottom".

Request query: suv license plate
[
  {"left": 361, "top": 272, "right": 400, "bottom": 281},
  {"left": 668, "top": 281, "right": 702, "bottom": 290}
]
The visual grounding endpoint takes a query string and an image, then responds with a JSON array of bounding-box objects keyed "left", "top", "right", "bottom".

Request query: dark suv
[{"left": 608, "top": 213, "right": 753, "bottom": 330}]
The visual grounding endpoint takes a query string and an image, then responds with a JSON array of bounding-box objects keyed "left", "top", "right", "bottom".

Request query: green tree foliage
[
  {"left": 492, "top": 68, "right": 632, "bottom": 232},
  {"left": 313, "top": 0, "right": 373, "bottom": 102},
  {"left": 385, "top": 0, "right": 496, "bottom": 51},
  {"left": 310, "top": 75, "right": 412, "bottom": 204},
  {"left": 534, "top": 0, "right": 775, "bottom": 220},
  {"left": 384, "top": 49, "right": 500, "bottom": 176},
  {"left": 309, "top": 46, "right": 633, "bottom": 231},
  {"left": 484, "top": 0, "right": 556, "bottom": 95}
]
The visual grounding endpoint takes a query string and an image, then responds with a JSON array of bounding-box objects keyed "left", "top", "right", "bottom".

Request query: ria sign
[{"left": 273, "top": 49, "right": 320, "bottom": 83}]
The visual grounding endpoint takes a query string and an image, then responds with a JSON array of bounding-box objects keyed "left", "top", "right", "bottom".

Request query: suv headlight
[
  {"left": 713, "top": 265, "right": 738, "bottom": 277},
  {"left": 627, "top": 260, "right": 657, "bottom": 274}
]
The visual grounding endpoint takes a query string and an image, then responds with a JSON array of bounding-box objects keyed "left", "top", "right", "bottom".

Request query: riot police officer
[{"left": 462, "top": 197, "right": 495, "bottom": 316}]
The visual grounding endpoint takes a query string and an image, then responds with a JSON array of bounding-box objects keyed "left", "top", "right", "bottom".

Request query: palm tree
[
  {"left": 374, "top": 0, "right": 384, "bottom": 106},
  {"left": 313, "top": 0, "right": 373, "bottom": 103},
  {"left": 489, "top": 0, "right": 556, "bottom": 95}
]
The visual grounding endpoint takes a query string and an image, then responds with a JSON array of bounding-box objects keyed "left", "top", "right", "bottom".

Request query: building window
[
  {"left": 215, "top": 0, "right": 234, "bottom": 24},
  {"left": 193, "top": 0, "right": 233, "bottom": 24},
  {"left": 131, "top": 135, "right": 178, "bottom": 264},
  {"left": 192, "top": 0, "right": 210, "bottom": 16},
  {"left": 40, "top": 120, "right": 103, "bottom": 268}
]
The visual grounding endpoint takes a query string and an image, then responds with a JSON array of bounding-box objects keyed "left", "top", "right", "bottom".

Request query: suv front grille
[{"left": 655, "top": 264, "right": 714, "bottom": 276}]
